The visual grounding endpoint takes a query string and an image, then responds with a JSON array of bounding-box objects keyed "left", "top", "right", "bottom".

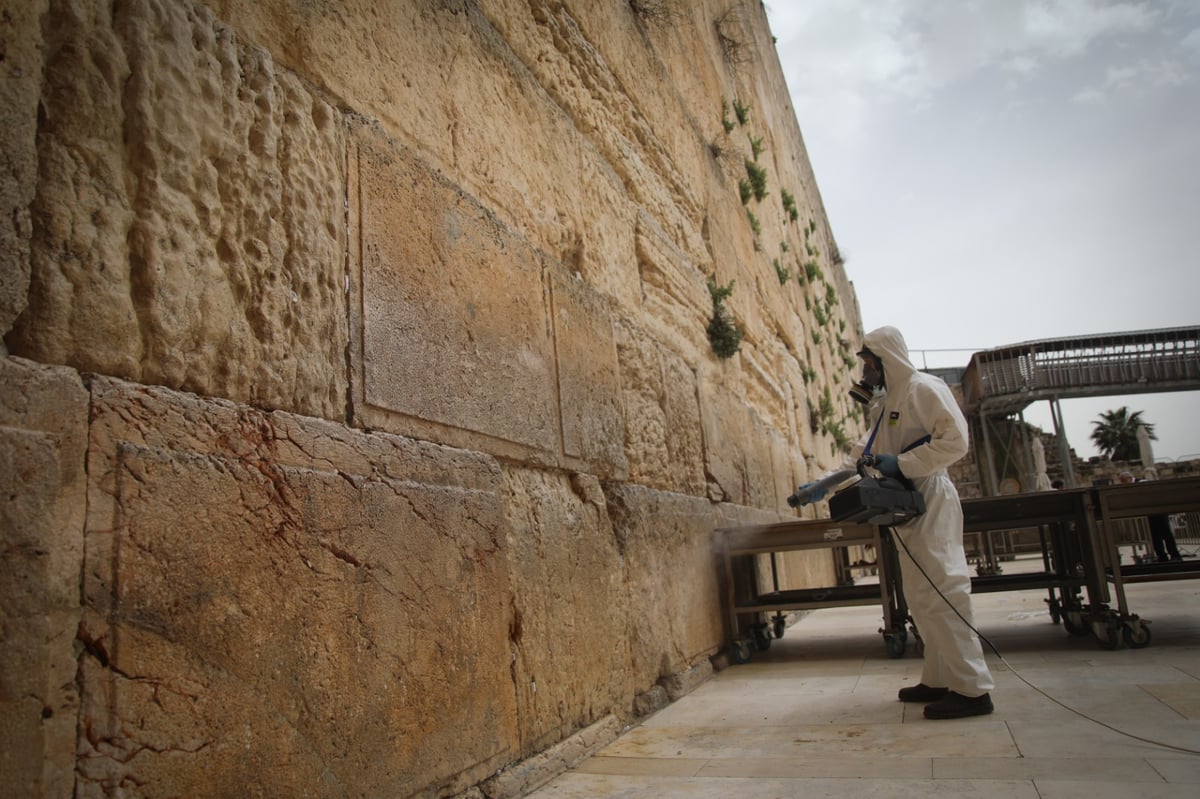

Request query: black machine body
[
  {"left": 828, "top": 454, "right": 926, "bottom": 526},
  {"left": 828, "top": 474, "right": 926, "bottom": 526}
]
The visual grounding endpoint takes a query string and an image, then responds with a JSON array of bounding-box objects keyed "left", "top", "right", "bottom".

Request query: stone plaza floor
[{"left": 524, "top": 557, "right": 1200, "bottom": 798}]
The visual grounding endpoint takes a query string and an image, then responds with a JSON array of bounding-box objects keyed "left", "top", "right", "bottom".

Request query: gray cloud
[{"left": 768, "top": 0, "right": 1200, "bottom": 460}]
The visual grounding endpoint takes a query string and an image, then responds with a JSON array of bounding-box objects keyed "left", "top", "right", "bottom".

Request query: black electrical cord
[{"left": 891, "top": 527, "right": 1200, "bottom": 756}]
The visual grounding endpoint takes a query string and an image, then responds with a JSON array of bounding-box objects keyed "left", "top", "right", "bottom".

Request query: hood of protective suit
[{"left": 863, "top": 326, "right": 918, "bottom": 390}]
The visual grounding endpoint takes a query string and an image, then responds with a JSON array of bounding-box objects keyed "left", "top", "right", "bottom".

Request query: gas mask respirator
[{"left": 849, "top": 352, "right": 884, "bottom": 405}]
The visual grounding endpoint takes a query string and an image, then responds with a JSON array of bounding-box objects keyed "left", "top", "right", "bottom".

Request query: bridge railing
[{"left": 961, "top": 326, "right": 1200, "bottom": 414}]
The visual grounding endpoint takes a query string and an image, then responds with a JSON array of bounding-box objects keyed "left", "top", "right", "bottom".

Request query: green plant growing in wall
[
  {"left": 773, "top": 258, "right": 790, "bottom": 284},
  {"left": 738, "top": 179, "right": 752, "bottom": 205},
  {"left": 804, "top": 260, "right": 822, "bottom": 282},
  {"left": 781, "top": 189, "right": 799, "bottom": 222},
  {"left": 818, "top": 386, "right": 836, "bottom": 425},
  {"left": 733, "top": 99, "right": 750, "bottom": 125},
  {"left": 780, "top": 241, "right": 789, "bottom": 253},
  {"left": 810, "top": 387, "right": 850, "bottom": 451},
  {"left": 746, "top": 208, "right": 761, "bottom": 237},
  {"left": 744, "top": 159, "right": 768, "bottom": 201},
  {"left": 812, "top": 329, "right": 822, "bottom": 346},
  {"left": 721, "top": 99, "right": 735, "bottom": 133},
  {"left": 825, "top": 283, "right": 839, "bottom": 308},
  {"left": 707, "top": 278, "right": 743, "bottom": 359},
  {"left": 749, "top": 134, "right": 764, "bottom": 160},
  {"left": 823, "top": 419, "right": 852, "bottom": 452},
  {"left": 813, "top": 304, "right": 828, "bottom": 326}
]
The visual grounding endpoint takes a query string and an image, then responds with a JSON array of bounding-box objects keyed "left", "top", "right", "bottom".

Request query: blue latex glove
[{"left": 873, "top": 454, "right": 902, "bottom": 478}]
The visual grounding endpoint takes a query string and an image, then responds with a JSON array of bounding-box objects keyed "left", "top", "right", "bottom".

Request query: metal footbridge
[
  {"left": 961, "top": 326, "right": 1200, "bottom": 415},
  {"left": 958, "top": 326, "right": 1200, "bottom": 491}
]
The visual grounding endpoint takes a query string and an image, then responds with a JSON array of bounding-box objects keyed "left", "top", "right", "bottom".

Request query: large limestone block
[
  {"left": 550, "top": 272, "right": 627, "bottom": 477},
  {"left": 0, "top": 0, "right": 47, "bottom": 339},
  {"left": 614, "top": 317, "right": 705, "bottom": 495},
  {"left": 634, "top": 209, "right": 711, "bottom": 363},
  {"left": 479, "top": 0, "right": 708, "bottom": 267},
  {"left": 699, "top": 383, "right": 784, "bottom": 507},
  {"left": 738, "top": 343, "right": 794, "bottom": 435},
  {"left": 501, "top": 469, "right": 632, "bottom": 754},
  {"left": 208, "top": 0, "right": 589, "bottom": 273},
  {"left": 0, "top": 357, "right": 89, "bottom": 799},
  {"left": 79, "top": 376, "right": 518, "bottom": 798},
  {"left": 570, "top": 147, "right": 642, "bottom": 314},
  {"left": 351, "top": 127, "right": 628, "bottom": 477},
  {"left": 604, "top": 484, "right": 722, "bottom": 693},
  {"left": 352, "top": 130, "right": 558, "bottom": 456},
  {"left": 8, "top": 0, "right": 347, "bottom": 419}
]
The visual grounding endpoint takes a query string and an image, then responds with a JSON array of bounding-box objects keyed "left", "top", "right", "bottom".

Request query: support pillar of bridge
[
  {"left": 975, "top": 415, "right": 1001, "bottom": 496},
  {"left": 1049, "top": 397, "right": 1077, "bottom": 488}
]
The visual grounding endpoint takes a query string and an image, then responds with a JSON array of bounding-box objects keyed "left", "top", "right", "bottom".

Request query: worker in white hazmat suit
[{"left": 795, "top": 325, "right": 994, "bottom": 719}]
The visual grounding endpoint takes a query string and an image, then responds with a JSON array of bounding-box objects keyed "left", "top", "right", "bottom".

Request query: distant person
[
  {"left": 1143, "top": 469, "right": 1183, "bottom": 562},
  {"left": 1051, "top": 478, "right": 1065, "bottom": 490},
  {"left": 1117, "top": 470, "right": 1182, "bottom": 562}
]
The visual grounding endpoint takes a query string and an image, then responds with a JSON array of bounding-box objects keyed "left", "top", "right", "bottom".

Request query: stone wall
[{"left": 0, "top": 1, "right": 865, "bottom": 796}]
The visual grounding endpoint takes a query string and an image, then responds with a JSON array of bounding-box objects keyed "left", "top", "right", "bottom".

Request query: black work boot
[
  {"left": 897, "top": 683, "right": 949, "bottom": 703},
  {"left": 923, "top": 691, "right": 994, "bottom": 719}
]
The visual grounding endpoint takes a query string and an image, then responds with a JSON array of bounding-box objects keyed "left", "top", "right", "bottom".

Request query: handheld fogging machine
[{"left": 787, "top": 454, "right": 926, "bottom": 526}]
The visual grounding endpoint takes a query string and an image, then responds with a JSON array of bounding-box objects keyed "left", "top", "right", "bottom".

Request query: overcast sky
[{"left": 765, "top": 0, "right": 1200, "bottom": 464}]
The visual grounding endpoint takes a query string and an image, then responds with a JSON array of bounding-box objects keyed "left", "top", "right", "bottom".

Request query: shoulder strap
[{"left": 863, "top": 409, "right": 885, "bottom": 456}]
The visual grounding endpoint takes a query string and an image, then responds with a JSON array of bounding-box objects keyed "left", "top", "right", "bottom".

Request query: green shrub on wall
[{"left": 706, "top": 278, "right": 743, "bottom": 359}]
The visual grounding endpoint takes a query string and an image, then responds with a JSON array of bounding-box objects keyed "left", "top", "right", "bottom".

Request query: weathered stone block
[
  {"left": 79, "top": 376, "right": 518, "bottom": 798},
  {"left": 353, "top": 129, "right": 559, "bottom": 456},
  {"left": 352, "top": 128, "right": 629, "bottom": 478},
  {"left": 209, "top": 0, "right": 587, "bottom": 271},
  {"left": 632, "top": 684, "right": 669, "bottom": 717},
  {"left": 572, "top": 149, "right": 641, "bottom": 310},
  {"left": 614, "top": 317, "right": 705, "bottom": 495},
  {"left": 660, "top": 659, "right": 714, "bottom": 701},
  {"left": 0, "top": 0, "right": 47, "bottom": 338},
  {"left": 550, "top": 272, "right": 627, "bottom": 477},
  {"left": 700, "top": 383, "right": 783, "bottom": 507},
  {"left": 8, "top": 0, "right": 347, "bottom": 419},
  {"left": 480, "top": 714, "right": 621, "bottom": 799},
  {"left": 0, "top": 357, "right": 89, "bottom": 799},
  {"left": 604, "top": 484, "right": 722, "bottom": 693},
  {"left": 481, "top": 0, "right": 709, "bottom": 267},
  {"left": 501, "top": 468, "right": 631, "bottom": 754},
  {"left": 634, "top": 210, "right": 711, "bottom": 362}
]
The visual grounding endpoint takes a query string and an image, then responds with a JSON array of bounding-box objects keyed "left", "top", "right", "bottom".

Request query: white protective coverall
[{"left": 858, "top": 326, "right": 993, "bottom": 696}]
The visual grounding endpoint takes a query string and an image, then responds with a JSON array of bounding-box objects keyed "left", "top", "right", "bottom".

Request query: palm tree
[{"left": 1090, "top": 406, "right": 1156, "bottom": 461}]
